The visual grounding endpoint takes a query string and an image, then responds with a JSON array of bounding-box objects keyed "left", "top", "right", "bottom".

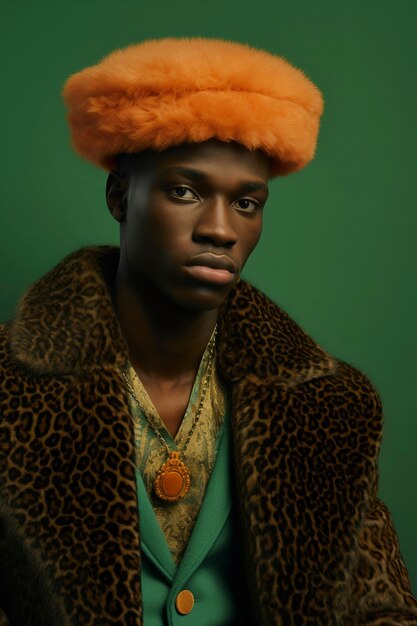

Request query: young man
[{"left": 0, "top": 37, "right": 416, "bottom": 626}]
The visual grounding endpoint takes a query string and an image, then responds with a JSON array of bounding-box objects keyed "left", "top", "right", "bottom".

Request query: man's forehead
[{"left": 119, "top": 139, "right": 271, "bottom": 179}]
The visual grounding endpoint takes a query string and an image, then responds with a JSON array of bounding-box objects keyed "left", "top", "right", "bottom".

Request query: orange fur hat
[{"left": 63, "top": 37, "right": 324, "bottom": 177}]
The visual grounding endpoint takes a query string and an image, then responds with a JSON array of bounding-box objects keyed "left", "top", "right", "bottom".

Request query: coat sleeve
[
  {"left": 347, "top": 497, "right": 417, "bottom": 625},
  {"left": 0, "top": 608, "right": 10, "bottom": 626},
  {"left": 0, "top": 500, "right": 71, "bottom": 626}
]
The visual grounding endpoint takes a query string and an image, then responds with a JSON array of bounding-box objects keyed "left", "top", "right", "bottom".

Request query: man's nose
[{"left": 192, "top": 197, "right": 237, "bottom": 248}]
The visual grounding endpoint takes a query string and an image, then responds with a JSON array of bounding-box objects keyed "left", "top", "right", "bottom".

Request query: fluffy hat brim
[{"left": 63, "top": 37, "right": 324, "bottom": 177}]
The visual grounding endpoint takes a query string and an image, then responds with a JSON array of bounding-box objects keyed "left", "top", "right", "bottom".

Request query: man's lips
[
  {"left": 186, "top": 253, "right": 237, "bottom": 273},
  {"left": 184, "top": 253, "right": 237, "bottom": 285}
]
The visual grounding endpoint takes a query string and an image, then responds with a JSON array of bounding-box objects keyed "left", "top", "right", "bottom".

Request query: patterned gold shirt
[{"left": 124, "top": 339, "right": 227, "bottom": 564}]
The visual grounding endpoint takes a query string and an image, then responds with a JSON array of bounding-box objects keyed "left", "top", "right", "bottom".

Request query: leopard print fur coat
[{"left": 0, "top": 246, "right": 416, "bottom": 626}]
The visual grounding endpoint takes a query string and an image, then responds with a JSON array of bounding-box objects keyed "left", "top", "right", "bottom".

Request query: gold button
[{"left": 175, "top": 589, "right": 195, "bottom": 615}]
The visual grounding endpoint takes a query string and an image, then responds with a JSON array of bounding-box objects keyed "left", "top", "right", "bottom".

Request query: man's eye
[
  {"left": 234, "top": 198, "right": 260, "bottom": 212},
  {"left": 169, "top": 186, "right": 197, "bottom": 200}
]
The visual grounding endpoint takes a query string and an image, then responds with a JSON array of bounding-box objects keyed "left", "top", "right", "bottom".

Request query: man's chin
[{"left": 172, "top": 282, "right": 236, "bottom": 312}]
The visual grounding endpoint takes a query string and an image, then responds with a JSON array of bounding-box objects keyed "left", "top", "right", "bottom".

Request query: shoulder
[
  {"left": 0, "top": 499, "right": 70, "bottom": 625},
  {"left": 1, "top": 246, "right": 125, "bottom": 378},
  {"left": 220, "top": 280, "right": 383, "bottom": 448},
  {"left": 219, "top": 279, "right": 380, "bottom": 393}
]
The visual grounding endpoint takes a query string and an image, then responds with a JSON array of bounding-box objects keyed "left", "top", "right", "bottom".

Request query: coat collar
[{"left": 8, "top": 245, "right": 336, "bottom": 385}]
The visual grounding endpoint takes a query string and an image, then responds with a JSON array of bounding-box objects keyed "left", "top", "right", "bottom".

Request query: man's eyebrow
[
  {"left": 158, "top": 166, "right": 269, "bottom": 194},
  {"left": 158, "top": 166, "right": 207, "bottom": 182},
  {"left": 240, "top": 180, "right": 269, "bottom": 193}
]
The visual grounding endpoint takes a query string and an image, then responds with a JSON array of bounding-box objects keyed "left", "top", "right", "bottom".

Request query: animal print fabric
[{"left": 0, "top": 246, "right": 416, "bottom": 625}]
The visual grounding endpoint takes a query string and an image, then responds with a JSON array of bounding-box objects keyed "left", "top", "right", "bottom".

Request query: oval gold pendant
[{"left": 154, "top": 451, "right": 191, "bottom": 502}]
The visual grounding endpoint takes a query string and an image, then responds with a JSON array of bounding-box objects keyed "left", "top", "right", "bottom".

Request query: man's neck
[{"left": 111, "top": 267, "right": 219, "bottom": 385}]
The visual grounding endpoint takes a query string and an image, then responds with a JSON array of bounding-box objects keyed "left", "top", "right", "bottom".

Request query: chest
[{"left": 141, "top": 380, "right": 192, "bottom": 438}]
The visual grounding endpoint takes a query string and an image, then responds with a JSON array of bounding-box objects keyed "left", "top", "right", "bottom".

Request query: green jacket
[{"left": 138, "top": 410, "right": 251, "bottom": 625}]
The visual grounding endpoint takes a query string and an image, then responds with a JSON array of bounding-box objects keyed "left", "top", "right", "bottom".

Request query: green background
[{"left": 1, "top": 0, "right": 416, "bottom": 590}]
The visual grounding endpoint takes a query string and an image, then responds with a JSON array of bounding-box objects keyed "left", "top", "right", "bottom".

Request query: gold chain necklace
[{"left": 122, "top": 327, "right": 217, "bottom": 503}]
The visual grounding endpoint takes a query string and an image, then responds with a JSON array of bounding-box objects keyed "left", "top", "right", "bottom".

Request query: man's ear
[{"left": 106, "top": 172, "right": 128, "bottom": 222}]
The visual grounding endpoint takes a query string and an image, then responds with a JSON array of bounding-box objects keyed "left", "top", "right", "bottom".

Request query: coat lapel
[
  {"left": 135, "top": 470, "right": 177, "bottom": 581},
  {"left": 175, "top": 406, "right": 232, "bottom": 585}
]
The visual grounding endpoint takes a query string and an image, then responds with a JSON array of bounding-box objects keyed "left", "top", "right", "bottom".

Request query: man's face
[{"left": 117, "top": 139, "right": 270, "bottom": 310}]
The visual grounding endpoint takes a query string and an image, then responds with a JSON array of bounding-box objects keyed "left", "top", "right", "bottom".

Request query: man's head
[
  {"left": 63, "top": 37, "right": 323, "bottom": 311},
  {"left": 106, "top": 139, "right": 269, "bottom": 310}
]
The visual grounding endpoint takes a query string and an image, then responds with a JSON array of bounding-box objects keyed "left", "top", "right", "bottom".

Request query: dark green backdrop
[{"left": 1, "top": 0, "right": 416, "bottom": 590}]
